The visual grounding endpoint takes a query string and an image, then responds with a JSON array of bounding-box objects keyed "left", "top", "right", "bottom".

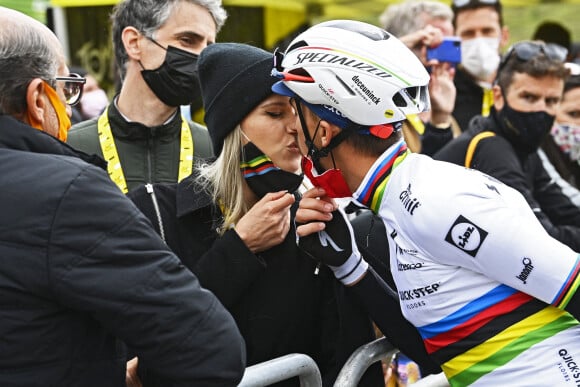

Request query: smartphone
[{"left": 426, "top": 37, "right": 461, "bottom": 64}]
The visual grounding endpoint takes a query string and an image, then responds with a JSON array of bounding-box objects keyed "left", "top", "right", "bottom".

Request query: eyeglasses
[
  {"left": 498, "top": 41, "right": 568, "bottom": 75},
  {"left": 452, "top": 0, "right": 499, "bottom": 8},
  {"left": 49, "top": 73, "right": 86, "bottom": 106}
]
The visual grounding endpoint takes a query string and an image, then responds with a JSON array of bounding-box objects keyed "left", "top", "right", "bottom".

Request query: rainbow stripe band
[{"left": 356, "top": 140, "right": 408, "bottom": 213}]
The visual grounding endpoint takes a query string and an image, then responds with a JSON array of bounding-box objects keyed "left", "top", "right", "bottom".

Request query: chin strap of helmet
[{"left": 294, "top": 97, "right": 359, "bottom": 162}]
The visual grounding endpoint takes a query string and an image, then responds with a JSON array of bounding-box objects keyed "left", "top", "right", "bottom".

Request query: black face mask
[
  {"left": 141, "top": 42, "right": 201, "bottom": 107},
  {"left": 496, "top": 100, "right": 555, "bottom": 154},
  {"left": 240, "top": 142, "right": 304, "bottom": 199}
]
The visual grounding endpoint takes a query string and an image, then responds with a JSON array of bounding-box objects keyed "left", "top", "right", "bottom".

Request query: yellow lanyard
[
  {"left": 482, "top": 88, "right": 494, "bottom": 117},
  {"left": 406, "top": 114, "right": 425, "bottom": 135},
  {"left": 97, "top": 108, "right": 194, "bottom": 194}
]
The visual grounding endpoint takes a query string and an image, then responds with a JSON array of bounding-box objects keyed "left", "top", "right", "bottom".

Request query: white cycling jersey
[{"left": 353, "top": 139, "right": 580, "bottom": 386}]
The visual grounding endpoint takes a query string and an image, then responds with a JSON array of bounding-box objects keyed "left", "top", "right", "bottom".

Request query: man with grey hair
[
  {"left": 380, "top": 0, "right": 453, "bottom": 40},
  {"left": 68, "top": 0, "right": 225, "bottom": 193},
  {"left": 380, "top": 0, "right": 458, "bottom": 155},
  {"left": 0, "top": 6, "right": 245, "bottom": 386}
]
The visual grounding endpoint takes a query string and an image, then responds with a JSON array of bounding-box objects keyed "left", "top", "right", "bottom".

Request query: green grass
[{"left": 504, "top": 4, "right": 580, "bottom": 51}]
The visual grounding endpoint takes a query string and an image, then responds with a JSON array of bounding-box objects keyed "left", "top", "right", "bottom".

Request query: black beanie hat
[{"left": 198, "top": 43, "right": 275, "bottom": 156}]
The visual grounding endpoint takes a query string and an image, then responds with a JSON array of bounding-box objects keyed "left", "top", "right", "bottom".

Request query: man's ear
[
  {"left": 25, "top": 79, "right": 47, "bottom": 126},
  {"left": 122, "top": 26, "right": 143, "bottom": 61},
  {"left": 500, "top": 25, "right": 510, "bottom": 51},
  {"left": 492, "top": 84, "right": 505, "bottom": 110},
  {"left": 319, "top": 120, "right": 339, "bottom": 147}
]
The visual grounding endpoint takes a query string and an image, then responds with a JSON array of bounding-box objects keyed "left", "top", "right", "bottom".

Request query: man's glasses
[
  {"left": 498, "top": 41, "right": 568, "bottom": 75},
  {"left": 49, "top": 73, "right": 86, "bottom": 106},
  {"left": 452, "top": 0, "right": 499, "bottom": 8}
]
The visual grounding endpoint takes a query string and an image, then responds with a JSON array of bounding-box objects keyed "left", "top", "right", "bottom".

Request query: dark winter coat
[
  {"left": 0, "top": 115, "right": 245, "bottom": 386},
  {"left": 129, "top": 175, "right": 384, "bottom": 386}
]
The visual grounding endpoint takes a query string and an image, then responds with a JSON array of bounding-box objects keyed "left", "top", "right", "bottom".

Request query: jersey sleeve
[{"left": 407, "top": 160, "right": 580, "bottom": 309}]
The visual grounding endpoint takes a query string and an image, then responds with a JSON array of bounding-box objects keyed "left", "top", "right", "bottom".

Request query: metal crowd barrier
[
  {"left": 334, "top": 336, "right": 450, "bottom": 387},
  {"left": 238, "top": 353, "right": 322, "bottom": 387},
  {"left": 238, "top": 337, "right": 450, "bottom": 387},
  {"left": 334, "top": 337, "right": 398, "bottom": 386}
]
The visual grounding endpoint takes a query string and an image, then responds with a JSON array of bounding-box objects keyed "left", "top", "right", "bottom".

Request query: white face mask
[
  {"left": 80, "top": 88, "right": 109, "bottom": 119},
  {"left": 461, "top": 37, "right": 501, "bottom": 82}
]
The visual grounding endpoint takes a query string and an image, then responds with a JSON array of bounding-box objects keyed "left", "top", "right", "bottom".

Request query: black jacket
[
  {"left": 67, "top": 100, "right": 213, "bottom": 192},
  {"left": 452, "top": 67, "right": 485, "bottom": 131},
  {"left": 434, "top": 113, "right": 580, "bottom": 251},
  {"left": 129, "top": 176, "right": 384, "bottom": 386},
  {"left": 0, "top": 115, "right": 245, "bottom": 386}
]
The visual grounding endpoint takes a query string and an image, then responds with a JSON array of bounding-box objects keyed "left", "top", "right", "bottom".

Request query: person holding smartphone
[{"left": 380, "top": 0, "right": 460, "bottom": 155}]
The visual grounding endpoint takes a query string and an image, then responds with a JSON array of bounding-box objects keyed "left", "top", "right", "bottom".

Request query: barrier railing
[
  {"left": 238, "top": 353, "right": 322, "bottom": 387},
  {"left": 334, "top": 337, "right": 398, "bottom": 386},
  {"left": 238, "top": 338, "right": 450, "bottom": 387},
  {"left": 334, "top": 336, "right": 450, "bottom": 387}
]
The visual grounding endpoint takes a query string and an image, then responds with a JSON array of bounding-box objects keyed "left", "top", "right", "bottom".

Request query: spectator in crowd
[
  {"left": 533, "top": 20, "right": 572, "bottom": 61},
  {"left": 451, "top": 0, "right": 509, "bottom": 130},
  {"left": 380, "top": 0, "right": 460, "bottom": 155},
  {"left": 67, "top": 0, "right": 220, "bottom": 193},
  {"left": 541, "top": 62, "right": 580, "bottom": 190},
  {"left": 127, "top": 42, "right": 378, "bottom": 387},
  {"left": 434, "top": 41, "right": 580, "bottom": 252},
  {"left": 273, "top": 19, "right": 580, "bottom": 386},
  {"left": 0, "top": 6, "right": 245, "bottom": 387},
  {"left": 69, "top": 66, "right": 109, "bottom": 124}
]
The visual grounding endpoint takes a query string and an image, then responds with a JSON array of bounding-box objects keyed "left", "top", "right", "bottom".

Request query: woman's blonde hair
[{"left": 196, "top": 126, "right": 248, "bottom": 235}]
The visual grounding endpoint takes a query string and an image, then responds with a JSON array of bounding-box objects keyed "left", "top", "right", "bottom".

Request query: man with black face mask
[
  {"left": 434, "top": 40, "right": 580, "bottom": 251},
  {"left": 67, "top": 0, "right": 223, "bottom": 193}
]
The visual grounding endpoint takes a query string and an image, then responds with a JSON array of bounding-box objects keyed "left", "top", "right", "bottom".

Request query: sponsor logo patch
[
  {"left": 399, "top": 183, "right": 421, "bottom": 215},
  {"left": 444, "top": 215, "right": 488, "bottom": 257},
  {"left": 397, "top": 261, "right": 423, "bottom": 271},
  {"left": 559, "top": 348, "right": 580, "bottom": 383},
  {"left": 516, "top": 257, "right": 534, "bottom": 284},
  {"left": 351, "top": 75, "right": 381, "bottom": 105},
  {"left": 398, "top": 283, "right": 440, "bottom": 300}
]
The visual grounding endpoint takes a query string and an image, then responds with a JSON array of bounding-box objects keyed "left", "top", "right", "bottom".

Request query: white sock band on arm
[{"left": 330, "top": 252, "right": 369, "bottom": 286}]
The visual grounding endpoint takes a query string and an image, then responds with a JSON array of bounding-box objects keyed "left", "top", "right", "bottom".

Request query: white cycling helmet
[{"left": 272, "top": 20, "right": 430, "bottom": 128}]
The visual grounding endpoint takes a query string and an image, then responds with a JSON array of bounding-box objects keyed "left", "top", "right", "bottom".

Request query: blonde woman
[{"left": 128, "top": 43, "right": 383, "bottom": 387}]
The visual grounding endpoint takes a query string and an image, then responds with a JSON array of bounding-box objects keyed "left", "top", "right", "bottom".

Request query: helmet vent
[
  {"left": 287, "top": 40, "right": 308, "bottom": 53},
  {"left": 335, "top": 75, "right": 356, "bottom": 96},
  {"left": 393, "top": 92, "right": 407, "bottom": 107}
]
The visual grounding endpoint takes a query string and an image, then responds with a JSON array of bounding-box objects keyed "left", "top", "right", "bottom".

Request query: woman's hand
[
  {"left": 126, "top": 357, "right": 142, "bottom": 387},
  {"left": 235, "top": 191, "right": 295, "bottom": 253}
]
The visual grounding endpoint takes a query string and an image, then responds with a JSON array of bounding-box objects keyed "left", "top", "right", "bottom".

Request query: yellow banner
[{"left": 50, "top": 0, "right": 119, "bottom": 6}]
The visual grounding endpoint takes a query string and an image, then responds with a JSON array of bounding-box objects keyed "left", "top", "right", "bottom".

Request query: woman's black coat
[{"left": 129, "top": 174, "right": 383, "bottom": 386}]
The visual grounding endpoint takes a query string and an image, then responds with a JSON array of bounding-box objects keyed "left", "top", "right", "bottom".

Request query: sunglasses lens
[
  {"left": 64, "top": 83, "right": 81, "bottom": 105},
  {"left": 544, "top": 44, "right": 568, "bottom": 61}
]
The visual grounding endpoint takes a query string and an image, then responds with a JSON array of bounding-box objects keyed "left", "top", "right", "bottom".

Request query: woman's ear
[{"left": 25, "top": 78, "right": 47, "bottom": 127}]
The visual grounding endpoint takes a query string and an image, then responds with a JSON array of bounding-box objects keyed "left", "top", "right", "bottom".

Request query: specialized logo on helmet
[
  {"left": 444, "top": 215, "right": 488, "bottom": 257},
  {"left": 293, "top": 51, "right": 393, "bottom": 79},
  {"left": 351, "top": 76, "right": 381, "bottom": 105}
]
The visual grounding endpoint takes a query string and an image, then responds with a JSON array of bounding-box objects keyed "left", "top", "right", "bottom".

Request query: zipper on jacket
[{"left": 147, "top": 137, "right": 153, "bottom": 184}]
